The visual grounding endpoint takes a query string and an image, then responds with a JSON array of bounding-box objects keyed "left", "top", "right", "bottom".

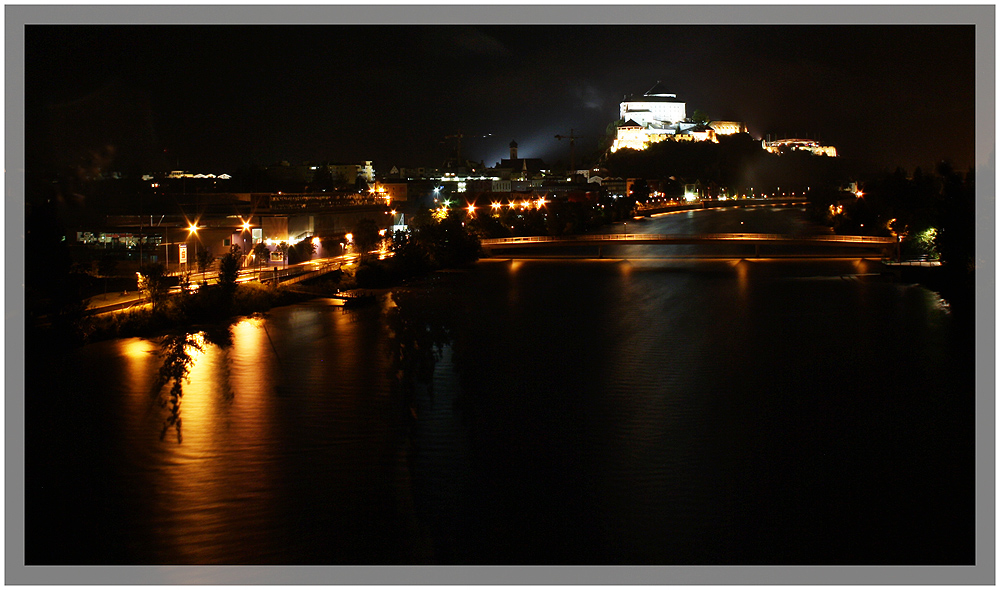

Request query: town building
[
  {"left": 709, "top": 121, "right": 747, "bottom": 136},
  {"left": 493, "top": 141, "right": 550, "bottom": 180},
  {"left": 72, "top": 190, "right": 391, "bottom": 274},
  {"left": 263, "top": 160, "right": 375, "bottom": 188},
  {"left": 762, "top": 138, "right": 838, "bottom": 157},
  {"left": 611, "top": 119, "right": 720, "bottom": 152}
]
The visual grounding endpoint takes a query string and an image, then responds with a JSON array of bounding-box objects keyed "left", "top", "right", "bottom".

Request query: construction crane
[
  {"left": 554, "top": 128, "right": 590, "bottom": 173},
  {"left": 443, "top": 130, "right": 492, "bottom": 168}
]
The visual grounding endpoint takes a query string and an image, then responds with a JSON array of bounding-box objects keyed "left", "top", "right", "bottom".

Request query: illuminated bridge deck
[{"left": 481, "top": 233, "right": 897, "bottom": 256}]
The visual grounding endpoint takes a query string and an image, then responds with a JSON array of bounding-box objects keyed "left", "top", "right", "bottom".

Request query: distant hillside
[{"left": 604, "top": 133, "right": 851, "bottom": 193}]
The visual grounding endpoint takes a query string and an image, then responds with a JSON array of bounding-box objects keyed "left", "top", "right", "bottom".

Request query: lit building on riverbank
[{"left": 762, "top": 138, "right": 838, "bottom": 157}]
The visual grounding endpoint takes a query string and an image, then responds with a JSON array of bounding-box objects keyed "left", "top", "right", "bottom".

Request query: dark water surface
[{"left": 26, "top": 208, "right": 975, "bottom": 564}]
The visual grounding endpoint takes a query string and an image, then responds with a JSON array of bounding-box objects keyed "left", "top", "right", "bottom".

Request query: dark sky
[{"left": 25, "top": 25, "right": 976, "bottom": 175}]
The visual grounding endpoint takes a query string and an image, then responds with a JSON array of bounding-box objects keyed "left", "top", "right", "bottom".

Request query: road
[{"left": 85, "top": 254, "right": 358, "bottom": 315}]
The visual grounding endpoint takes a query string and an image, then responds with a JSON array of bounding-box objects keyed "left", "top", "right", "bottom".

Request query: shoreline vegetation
[
  {"left": 27, "top": 212, "right": 482, "bottom": 348},
  {"left": 31, "top": 248, "right": 973, "bottom": 354},
  {"left": 29, "top": 161, "right": 975, "bottom": 350}
]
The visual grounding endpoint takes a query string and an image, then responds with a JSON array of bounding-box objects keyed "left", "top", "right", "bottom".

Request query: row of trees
[
  {"left": 604, "top": 133, "right": 849, "bottom": 195},
  {"left": 805, "top": 163, "right": 975, "bottom": 272},
  {"left": 348, "top": 189, "right": 645, "bottom": 288},
  {"left": 136, "top": 244, "right": 243, "bottom": 311},
  {"left": 351, "top": 209, "right": 481, "bottom": 288},
  {"left": 601, "top": 133, "right": 976, "bottom": 277}
]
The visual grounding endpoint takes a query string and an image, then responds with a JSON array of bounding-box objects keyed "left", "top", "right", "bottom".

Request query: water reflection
[
  {"left": 384, "top": 289, "right": 455, "bottom": 415},
  {"left": 150, "top": 333, "right": 203, "bottom": 443},
  {"left": 149, "top": 326, "right": 238, "bottom": 443},
  {"left": 27, "top": 207, "right": 974, "bottom": 565},
  {"left": 383, "top": 286, "right": 485, "bottom": 563}
]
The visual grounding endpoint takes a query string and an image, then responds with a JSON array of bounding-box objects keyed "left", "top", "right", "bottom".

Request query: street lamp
[{"left": 187, "top": 223, "right": 199, "bottom": 274}]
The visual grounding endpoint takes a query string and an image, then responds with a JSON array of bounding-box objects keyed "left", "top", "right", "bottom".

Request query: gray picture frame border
[{"left": 6, "top": 4, "right": 994, "bottom": 585}]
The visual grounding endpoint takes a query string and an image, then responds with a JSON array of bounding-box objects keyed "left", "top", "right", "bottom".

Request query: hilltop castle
[{"left": 610, "top": 83, "right": 834, "bottom": 157}]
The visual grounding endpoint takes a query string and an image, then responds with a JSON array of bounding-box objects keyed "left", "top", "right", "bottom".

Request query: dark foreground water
[{"left": 26, "top": 208, "right": 975, "bottom": 564}]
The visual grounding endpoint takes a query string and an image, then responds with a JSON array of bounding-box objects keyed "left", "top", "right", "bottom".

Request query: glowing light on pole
[{"left": 186, "top": 222, "right": 200, "bottom": 275}]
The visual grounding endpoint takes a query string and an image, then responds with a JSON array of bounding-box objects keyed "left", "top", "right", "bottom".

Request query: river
[{"left": 26, "top": 206, "right": 975, "bottom": 565}]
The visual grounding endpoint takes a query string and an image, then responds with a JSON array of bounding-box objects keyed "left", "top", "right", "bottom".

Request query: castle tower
[{"left": 510, "top": 140, "right": 518, "bottom": 160}]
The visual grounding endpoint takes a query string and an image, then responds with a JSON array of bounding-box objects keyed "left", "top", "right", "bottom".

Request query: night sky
[{"left": 25, "top": 25, "right": 976, "bottom": 175}]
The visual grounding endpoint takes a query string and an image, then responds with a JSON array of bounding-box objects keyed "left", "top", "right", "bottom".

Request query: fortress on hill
[{"left": 610, "top": 82, "right": 836, "bottom": 157}]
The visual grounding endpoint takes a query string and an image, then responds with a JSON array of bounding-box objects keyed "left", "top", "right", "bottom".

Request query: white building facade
[
  {"left": 612, "top": 83, "right": 723, "bottom": 152},
  {"left": 619, "top": 82, "right": 687, "bottom": 126}
]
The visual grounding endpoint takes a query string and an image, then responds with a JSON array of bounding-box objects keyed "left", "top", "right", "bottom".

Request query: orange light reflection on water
[
  {"left": 120, "top": 337, "right": 159, "bottom": 413},
  {"left": 735, "top": 259, "right": 750, "bottom": 301},
  {"left": 151, "top": 330, "right": 235, "bottom": 562},
  {"left": 146, "top": 320, "right": 282, "bottom": 563}
]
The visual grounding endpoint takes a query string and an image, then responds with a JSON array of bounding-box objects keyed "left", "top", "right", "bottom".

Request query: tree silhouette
[
  {"left": 252, "top": 242, "right": 270, "bottom": 278},
  {"left": 217, "top": 247, "right": 240, "bottom": 291},
  {"left": 289, "top": 239, "right": 316, "bottom": 264},
  {"left": 195, "top": 249, "right": 213, "bottom": 274},
  {"left": 351, "top": 218, "right": 381, "bottom": 261},
  {"left": 138, "top": 262, "right": 168, "bottom": 310}
]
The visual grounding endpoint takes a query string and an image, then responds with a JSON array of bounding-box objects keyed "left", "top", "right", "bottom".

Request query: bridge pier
[{"left": 754, "top": 244, "right": 760, "bottom": 258}]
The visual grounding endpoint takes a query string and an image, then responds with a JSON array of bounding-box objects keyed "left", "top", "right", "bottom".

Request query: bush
[
  {"left": 232, "top": 282, "right": 278, "bottom": 314},
  {"left": 354, "top": 260, "right": 395, "bottom": 288},
  {"left": 218, "top": 251, "right": 240, "bottom": 290}
]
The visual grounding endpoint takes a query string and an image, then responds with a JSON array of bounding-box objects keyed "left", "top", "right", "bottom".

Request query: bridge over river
[{"left": 481, "top": 233, "right": 898, "bottom": 258}]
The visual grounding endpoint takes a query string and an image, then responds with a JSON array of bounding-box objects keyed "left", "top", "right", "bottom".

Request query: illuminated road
[{"left": 85, "top": 254, "right": 358, "bottom": 315}]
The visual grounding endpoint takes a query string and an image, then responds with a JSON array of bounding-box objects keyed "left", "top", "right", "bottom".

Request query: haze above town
[{"left": 26, "top": 24, "right": 975, "bottom": 176}]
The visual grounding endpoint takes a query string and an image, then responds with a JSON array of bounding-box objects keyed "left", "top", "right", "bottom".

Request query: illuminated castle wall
[
  {"left": 763, "top": 138, "right": 838, "bottom": 158},
  {"left": 611, "top": 83, "right": 727, "bottom": 153},
  {"left": 611, "top": 83, "right": 834, "bottom": 157},
  {"left": 619, "top": 82, "right": 687, "bottom": 126}
]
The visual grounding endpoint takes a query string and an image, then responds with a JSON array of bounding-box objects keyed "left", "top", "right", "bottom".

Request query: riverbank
[
  {"left": 28, "top": 281, "right": 339, "bottom": 351},
  {"left": 882, "top": 263, "right": 976, "bottom": 325},
  {"left": 26, "top": 224, "right": 975, "bottom": 566}
]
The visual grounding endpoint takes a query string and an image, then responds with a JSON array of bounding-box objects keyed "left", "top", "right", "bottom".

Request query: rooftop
[{"left": 623, "top": 81, "right": 683, "bottom": 103}]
